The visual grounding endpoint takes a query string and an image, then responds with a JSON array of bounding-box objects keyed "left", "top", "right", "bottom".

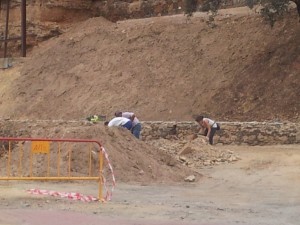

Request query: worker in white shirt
[
  {"left": 104, "top": 117, "right": 133, "bottom": 130},
  {"left": 115, "top": 111, "right": 141, "bottom": 139},
  {"left": 195, "top": 115, "right": 220, "bottom": 145}
]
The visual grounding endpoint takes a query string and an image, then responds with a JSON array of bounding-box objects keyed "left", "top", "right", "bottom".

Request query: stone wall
[
  {"left": 0, "top": 119, "right": 298, "bottom": 145},
  {"left": 141, "top": 121, "right": 300, "bottom": 145}
]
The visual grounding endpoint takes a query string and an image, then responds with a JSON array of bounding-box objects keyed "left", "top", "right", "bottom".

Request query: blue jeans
[
  {"left": 122, "top": 121, "right": 133, "bottom": 130},
  {"left": 132, "top": 123, "right": 141, "bottom": 139}
]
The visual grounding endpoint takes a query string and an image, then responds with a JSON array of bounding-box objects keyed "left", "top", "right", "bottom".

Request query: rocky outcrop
[
  {"left": 1, "top": 0, "right": 185, "bottom": 23},
  {"left": 0, "top": 0, "right": 250, "bottom": 56},
  {"left": 0, "top": 0, "right": 186, "bottom": 55}
]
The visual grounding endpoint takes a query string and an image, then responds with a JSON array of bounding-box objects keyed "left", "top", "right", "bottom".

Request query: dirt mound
[
  {"left": 0, "top": 120, "right": 198, "bottom": 184},
  {"left": 0, "top": 9, "right": 299, "bottom": 122}
]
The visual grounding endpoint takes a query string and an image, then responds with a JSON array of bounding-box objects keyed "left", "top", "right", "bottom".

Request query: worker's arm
[
  {"left": 203, "top": 119, "right": 211, "bottom": 139},
  {"left": 198, "top": 125, "right": 205, "bottom": 134},
  {"left": 130, "top": 114, "right": 136, "bottom": 121}
]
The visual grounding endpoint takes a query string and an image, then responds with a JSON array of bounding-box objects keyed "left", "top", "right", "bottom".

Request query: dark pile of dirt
[{"left": 0, "top": 9, "right": 299, "bottom": 122}]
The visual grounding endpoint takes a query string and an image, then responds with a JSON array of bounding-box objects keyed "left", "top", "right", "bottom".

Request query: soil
[
  {"left": 0, "top": 121, "right": 199, "bottom": 184},
  {"left": 0, "top": 8, "right": 299, "bottom": 122},
  {"left": 0, "top": 6, "right": 299, "bottom": 225},
  {"left": 0, "top": 145, "right": 300, "bottom": 225}
]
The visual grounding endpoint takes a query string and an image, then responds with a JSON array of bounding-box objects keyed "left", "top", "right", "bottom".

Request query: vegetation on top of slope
[{"left": 184, "top": 0, "right": 299, "bottom": 27}]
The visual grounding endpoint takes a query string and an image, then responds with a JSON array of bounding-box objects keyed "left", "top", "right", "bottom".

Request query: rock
[
  {"left": 203, "top": 160, "right": 211, "bottom": 166},
  {"left": 187, "top": 133, "right": 197, "bottom": 141},
  {"left": 228, "top": 155, "right": 238, "bottom": 162},
  {"left": 178, "top": 145, "right": 194, "bottom": 155},
  {"left": 179, "top": 156, "right": 187, "bottom": 162},
  {"left": 166, "top": 157, "right": 177, "bottom": 167},
  {"left": 184, "top": 175, "right": 196, "bottom": 182}
]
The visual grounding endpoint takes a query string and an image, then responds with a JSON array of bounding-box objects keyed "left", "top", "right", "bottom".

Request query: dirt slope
[
  {"left": 0, "top": 8, "right": 299, "bottom": 122},
  {"left": 0, "top": 120, "right": 197, "bottom": 183}
]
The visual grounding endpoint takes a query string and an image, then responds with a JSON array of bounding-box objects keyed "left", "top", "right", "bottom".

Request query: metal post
[
  {"left": 3, "top": 0, "right": 10, "bottom": 58},
  {"left": 21, "top": 0, "right": 26, "bottom": 57}
]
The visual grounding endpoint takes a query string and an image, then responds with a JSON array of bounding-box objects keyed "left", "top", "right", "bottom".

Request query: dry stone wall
[
  {"left": 141, "top": 121, "right": 300, "bottom": 145},
  {"left": 0, "top": 119, "right": 298, "bottom": 145}
]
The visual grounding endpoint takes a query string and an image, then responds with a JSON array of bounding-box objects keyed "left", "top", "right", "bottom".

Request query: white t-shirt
[
  {"left": 122, "top": 112, "right": 140, "bottom": 126},
  {"left": 204, "top": 118, "right": 217, "bottom": 128},
  {"left": 108, "top": 117, "right": 130, "bottom": 127}
]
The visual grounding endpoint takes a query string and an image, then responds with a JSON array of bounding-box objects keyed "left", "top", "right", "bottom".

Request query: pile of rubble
[{"left": 146, "top": 136, "right": 241, "bottom": 171}]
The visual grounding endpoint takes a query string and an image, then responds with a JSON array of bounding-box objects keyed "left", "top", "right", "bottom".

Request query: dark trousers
[
  {"left": 204, "top": 127, "right": 217, "bottom": 145},
  {"left": 131, "top": 123, "right": 142, "bottom": 139},
  {"left": 122, "top": 121, "right": 133, "bottom": 130}
]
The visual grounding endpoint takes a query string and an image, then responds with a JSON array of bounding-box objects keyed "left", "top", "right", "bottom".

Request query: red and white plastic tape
[
  {"left": 101, "top": 146, "right": 116, "bottom": 201},
  {"left": 27, "top": 146, "right": 116, "bottom": 202},
  {"left": 27, "top": 188, "right": 98, "bottom": 202}
]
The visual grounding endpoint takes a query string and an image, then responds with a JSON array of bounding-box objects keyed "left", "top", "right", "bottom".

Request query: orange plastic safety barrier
[{"left": 0, "top": 137, "right": 114, "bottom": 201}]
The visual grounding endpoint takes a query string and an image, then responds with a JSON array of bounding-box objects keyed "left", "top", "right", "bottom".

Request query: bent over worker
[
  {"left": 115, "top": 111, "right": 141, "bottom": 139},
  {"left": 195, "top": 115, "right": 220, "bottom": 145},
  {"left": 105, "top": 117, "right": 133, "bottom": 130}
]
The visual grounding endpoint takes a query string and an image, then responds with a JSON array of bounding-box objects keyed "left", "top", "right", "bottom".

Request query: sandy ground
[{"left": 1, "top": 144, "right": 299, "bottom": 225}]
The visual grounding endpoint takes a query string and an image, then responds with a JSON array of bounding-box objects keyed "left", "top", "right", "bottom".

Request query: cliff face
[
  {"left": 1, "top": 0, "right": 251, "bottom": 56},
  {"left": 2, "top": 0, "right": 186, "bottom": 23},
  {"left": 1, "top": 0, "right": 187, "bottom": 55}
]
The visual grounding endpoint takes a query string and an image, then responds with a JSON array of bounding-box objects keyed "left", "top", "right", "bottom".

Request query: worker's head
[
  {"left": 104, "top": 121, "right": 109, "bottom": 126},
  {"left": 114, "top": 111, "right": 122, "bottom": 117},
  {"left": 195, "top": 115, "right": 204, "bottom": 123}
]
